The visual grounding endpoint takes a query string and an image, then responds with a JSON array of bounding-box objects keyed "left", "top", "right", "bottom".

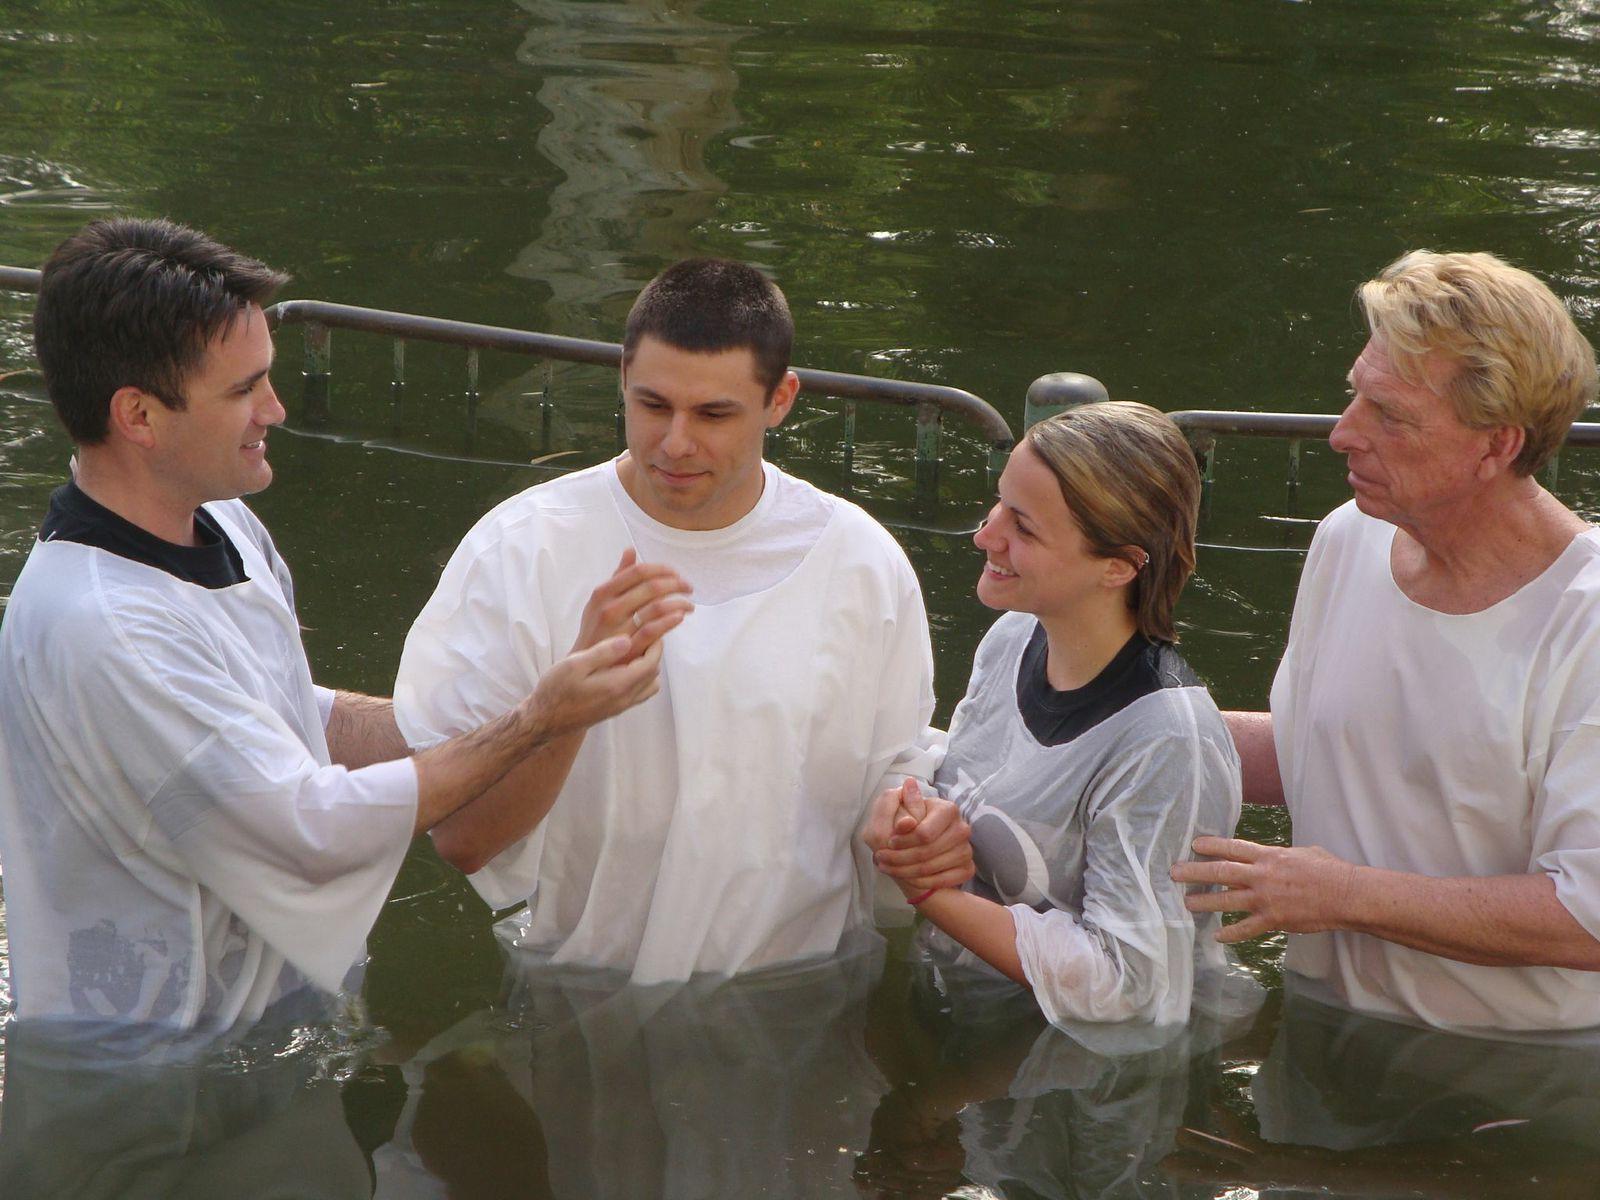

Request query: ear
[
  {"left": 107, "top": 386, "right": 161, "bottom": 450},
  {"left": 1478, "top": 424, "right": 1524, "bottom": 480},
  {"left": 1100, "top": 552, "right": 1140, "bottom": 590},
  {"left": 765, "top": 370, "right": 800, "bottom": 430}
]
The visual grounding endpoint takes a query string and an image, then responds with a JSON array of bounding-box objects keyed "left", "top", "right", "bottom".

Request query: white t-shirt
[
  {"left": 1272, "top": 500, "right": 1600, "bottom": 1034},
  {"left": 609, "top": 461, "right": 833, "bottom": 605},
  {"left": 395, "top": 458, "right": 937, "bottom": 985},
  {"left": 0, "top": 500, "right": 418, "bottom": 1033}
]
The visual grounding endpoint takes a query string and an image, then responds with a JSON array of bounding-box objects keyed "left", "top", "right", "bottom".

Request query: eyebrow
[
  {"left": 1003, "top": 497, "right": 1036, "bottom": 524},
  {"left": 229, "top": 366, "right": 273, "bottom": 393}
]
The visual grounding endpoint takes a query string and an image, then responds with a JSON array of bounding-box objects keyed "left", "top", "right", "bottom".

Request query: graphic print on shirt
[{"left": 67, "top": 920, "right": 188, "bottom": 1023}]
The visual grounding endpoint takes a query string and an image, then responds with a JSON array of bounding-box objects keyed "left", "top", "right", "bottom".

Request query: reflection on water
[
  {"left": 1167, "top": 984, "right": 1600, "bottom": 1197},
  {"left": 0, "top": 1011, "right": 376, "bottom": 1199},
  {"left": 508, "top": 0, "right": 743, "bottom": 330},
  {"left": 374, "top": 933, "right": 887, "bottom": 1198}
]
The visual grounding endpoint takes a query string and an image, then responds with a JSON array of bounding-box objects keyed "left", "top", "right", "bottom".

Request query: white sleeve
[
  {"left": 394, "top": 523, "right": 552, "bottom": 907},
  {"left": 1532, "top": 713, "right": 1600, "bottom": 950},
  {"left": 394, "top": 527, "right": 546, "bottom": 750},
  {"left": 79, "top": 602, "right": 418, "bottom": 994},
  {"left": 862, "top": 545, "right": 940, "bottom": 793},
  {"left": 315, "top": 685, "right": 337, "bottom": 729},
  {"left": 1011, "top": 722, "right": 1240, "bottom": 1027}
]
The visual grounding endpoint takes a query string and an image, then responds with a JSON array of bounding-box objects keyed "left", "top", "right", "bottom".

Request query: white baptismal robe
[
  {"left": 1274, "top": 501, "right": 1600, "bottom": 1033},
  {"left": 395, "top": 460, "right": 936, "bottom": 985},
  {"left": 0, "top": 500, "right": 418, "bottom": 1032}
]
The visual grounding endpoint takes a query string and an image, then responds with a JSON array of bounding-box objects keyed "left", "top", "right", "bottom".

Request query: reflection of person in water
[
  {"left": 865, "top": 403, "right": 1245, "bottom": 1037},
  {"left": 856, "top": 983, "right": 1215, "bottom": 1200},
  {"left": 1165, "top": 984, "right": 1600, "bottom": 1197},
  {"left": 0, "top": 1018, "right": 373, "bottom": 1200},
  {"left": 373, "top": 933, "right": 889, "bottom": 1199}
]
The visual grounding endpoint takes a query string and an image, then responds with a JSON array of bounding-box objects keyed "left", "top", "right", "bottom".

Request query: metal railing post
[
  {"left": 391, "top": 338, "right": 406, "bottom": 428},
  {"left": 842, "top": 400, "right": 857, "bottom": 494},
  {"left": 914, "top": 400, "right": 942, "bottom": 511},
  {"left": 464, "top": 348, "right": 481, "bottom": 449},
  {"left": 539, "top": 362, "right": 554, "bottom": 454},
  {"left": 302, "top": 321, "right": 331, "bottom": 427},
  {"left": 1193, "top": 432, "right": 1217, "bottom": 519},
  {"left": 1023, "top": 372, "right": 1109, "bottom": 430}
]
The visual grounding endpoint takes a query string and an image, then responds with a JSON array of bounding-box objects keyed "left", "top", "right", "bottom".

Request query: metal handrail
[
  {"left": 1169, "top": 408, "right": 1600, "bottom": 446},
  {"left": 0, "top": 266, "right": 40, "bottom": 293},
  {"left": 263, "top": 299, "right": 1013, "bottom": 505}
]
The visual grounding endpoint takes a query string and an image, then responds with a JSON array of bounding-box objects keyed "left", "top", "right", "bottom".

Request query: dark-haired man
[
  {"left": 396, "top": 259, "right": 960, "bottom": 984},
  {"left": 0, "top": 218, "right": 680, "bottom": 1032}
]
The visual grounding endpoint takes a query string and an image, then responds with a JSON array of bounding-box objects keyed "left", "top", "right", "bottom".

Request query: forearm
[
  {"left": 1341, "top": 867, "right": 1600, "bottom": 969},
  {"left": 426, "top": 728, "right": 586, "bottom": 874},
  {"left": 1223, "top": 710, "right": 1284, "bottom": 807},
  {"left": 325, "top": 690, "right": 412, "bottom": 769},
  {"left": 410, "top": 696, "right": 554, "bottom": 837},
  {"left": 915, "top": 888, "right": 1028, "bottom": 985}
]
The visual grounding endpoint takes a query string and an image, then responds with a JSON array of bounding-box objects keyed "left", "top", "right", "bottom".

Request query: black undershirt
[
  {"left": 1016, "top": 621, "right": 1199, "bottom": 747},
  {"left": 39, "top": 480, "right": 248, "bottom": 589}
]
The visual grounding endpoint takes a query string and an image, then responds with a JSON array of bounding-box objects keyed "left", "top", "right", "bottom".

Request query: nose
[
  {"left": 973, "top": 503, "right": 1002, "bottom": 551},
  {"left": 1328, "top": 397, "right": 1363, "bottom": 455},
  {"left": 257, "top": 379, "right": 287, "bottom": 429},
  {"left": 661, "top": 411, "right": 695, "bottom": 459}
]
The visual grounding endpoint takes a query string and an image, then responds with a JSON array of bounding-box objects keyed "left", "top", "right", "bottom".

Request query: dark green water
[{"left": 3, "top": 0, "right": 1600, "bottom": 1195}]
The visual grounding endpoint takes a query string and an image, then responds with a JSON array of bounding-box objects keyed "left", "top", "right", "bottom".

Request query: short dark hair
[
  {"left": 622, "top": 258, "right": 794, "bottom": 395},
  {"left": 34, "top": 217, "right": 289, "bottom": 444}
]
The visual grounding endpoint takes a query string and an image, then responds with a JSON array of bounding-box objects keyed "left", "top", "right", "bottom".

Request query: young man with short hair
[
  {"left": 0, "top": 218, "right": 679, "bottom": 1033},
  {"left": 396, "top": 259, "right": 959, "bottom": 983}
]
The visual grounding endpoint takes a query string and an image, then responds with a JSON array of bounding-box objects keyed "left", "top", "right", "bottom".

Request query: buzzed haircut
[
  {"left": 623, "top": 258, "right": 794, "bottom": 396},
  {"left": 34, "top": 217, "right": 290, "bottom": 445}
]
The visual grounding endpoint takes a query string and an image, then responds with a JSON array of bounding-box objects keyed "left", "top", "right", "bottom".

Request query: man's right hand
[
  {"left": 532, "top": 635, "right": 666, "bottom": 738},
  {"left": 573, "top": 549, "right": 693, "bottom": 660}
]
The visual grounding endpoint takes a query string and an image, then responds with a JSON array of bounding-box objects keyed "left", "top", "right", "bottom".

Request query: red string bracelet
[{"left": 906, "top": 887, "right": 940, "bottom": 907}]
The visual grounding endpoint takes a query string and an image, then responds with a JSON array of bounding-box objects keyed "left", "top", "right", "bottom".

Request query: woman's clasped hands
[{"left": 863, "top": 779, "right": 975, "bottom": 902}]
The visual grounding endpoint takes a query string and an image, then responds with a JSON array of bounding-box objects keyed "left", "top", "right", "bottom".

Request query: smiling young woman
[{"left": 867, "top": 401, "right": 1248, "bottom": 1034}]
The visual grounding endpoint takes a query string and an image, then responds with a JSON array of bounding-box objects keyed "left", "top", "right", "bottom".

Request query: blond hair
[
  {"left": 1023, "top": 402, "right": 1200, "bottom": 642},
  {"left": 1358, "top": 250, "right": 1598, "bottom": 475}
]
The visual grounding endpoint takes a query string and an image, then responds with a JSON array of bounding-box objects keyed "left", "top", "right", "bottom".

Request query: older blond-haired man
[{"left": 1173, "top": 250, "right": 1600, "bottom": 1035}]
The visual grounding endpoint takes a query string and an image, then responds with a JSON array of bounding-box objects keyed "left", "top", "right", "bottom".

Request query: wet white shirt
[
  {"left": 394, "top": 458, "right": 937, "bottom": 985},
  {"left": 1272, "top": 501, "right": 1600, "bottom": 1034},
  {"left": 0, "top": 500, "right": 418, "bottom": 1032},
  {"left": 920, "top": 612, "right": 1244, "bottom": 1034}
]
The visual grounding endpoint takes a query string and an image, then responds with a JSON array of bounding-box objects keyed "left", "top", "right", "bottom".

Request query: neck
[
  {"left": 1394, "top": 475, "right": 1586, "bottom": 600},
  {"left": 1036, "top": 597, "right": 1140, "bottom": 691},
  {"left": 73, "top": 449, "right": 199, "bottom": 547}
]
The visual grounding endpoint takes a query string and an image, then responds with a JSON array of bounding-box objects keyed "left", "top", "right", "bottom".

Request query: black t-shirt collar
[{"left": 39, "top": 480, "right": 249, "bottom": 589}]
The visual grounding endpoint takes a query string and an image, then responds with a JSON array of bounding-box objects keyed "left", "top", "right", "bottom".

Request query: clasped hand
[{"left": 862, "top": 779, "right": 974, "bottom": 897}]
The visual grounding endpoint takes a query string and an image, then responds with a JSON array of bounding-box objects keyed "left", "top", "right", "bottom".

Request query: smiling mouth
[{"left": 983, "top": 562, "right": 1017, "bottom": 579}]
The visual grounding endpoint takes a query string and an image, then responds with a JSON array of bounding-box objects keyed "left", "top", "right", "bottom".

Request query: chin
[{"left": 974, "top": 578, "right": 1017, "bottom": 613}]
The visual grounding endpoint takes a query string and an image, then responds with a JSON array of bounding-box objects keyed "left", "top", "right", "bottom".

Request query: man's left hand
[{"left": 1171, "top": 836, "right": 1359, "bottom": 944}]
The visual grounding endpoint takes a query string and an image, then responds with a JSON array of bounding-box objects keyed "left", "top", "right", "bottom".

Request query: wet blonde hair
[
  {"left": 1358, "top": 250, "right": 1598, "bottom": 476},
  {"left": 1023, "top": 401, "right": 1200, "bottom": 643}
]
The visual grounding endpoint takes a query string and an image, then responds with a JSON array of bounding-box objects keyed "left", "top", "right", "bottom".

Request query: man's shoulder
[
  {"left": 5, "top": 537, "right": 199, "bottom": 659},
  {"left": 462, "top": 461, "right": 618, "bottom": 544},
  {"left": 771, "top": 466, "right": 907, "bottom": 563}
]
